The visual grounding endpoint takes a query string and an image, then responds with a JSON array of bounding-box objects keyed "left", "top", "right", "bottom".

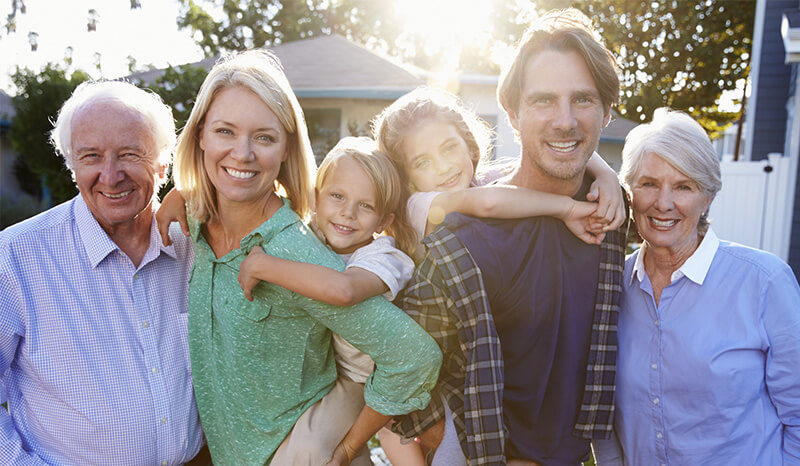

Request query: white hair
[
  {"left": 619, "top": 107, "right": 721, "bottom": 199},
  {"left": 619, "top": 107, "right": 722, "bottom": 234},
  {"left": 50, "top": 80, "right": 176, "bottom": 178}
]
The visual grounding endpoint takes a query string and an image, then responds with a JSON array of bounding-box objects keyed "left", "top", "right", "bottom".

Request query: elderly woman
[
  {"left": 593, "top": 108, "right": 800, "bottom": 465},
  {"left": 171, "top": 50, "right": 441, "bottom": 465}
]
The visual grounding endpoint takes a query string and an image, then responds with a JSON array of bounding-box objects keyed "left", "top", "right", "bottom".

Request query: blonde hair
[
  {"left": 173, "top": 49, "right": 315, "bottom": 222},
  {"left": 317, "top": 137, "right": 417, "bottom": 258},
  {"left": 372, "top": 87, "right": 492, "bottom": 190},
  {"left": 498, "top": 8, "right": 619, "bottom": 115}
]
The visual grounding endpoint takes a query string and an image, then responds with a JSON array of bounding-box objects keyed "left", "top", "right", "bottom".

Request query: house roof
[{"left": 128, "top": 34, "right": 425, "bottom": 100}]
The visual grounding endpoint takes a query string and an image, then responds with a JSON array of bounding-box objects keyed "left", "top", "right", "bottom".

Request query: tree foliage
[
  {"left": 9, "top": 64, "right": 89, "bottom": 204},
  {"left": 542, "top": 0, "right": 755, "bottom": 136},
  {"left": 177, "top": 0, "right": 403, "bottom": 57},
  {"left": 138, "top": 63, "right": 208, "bottom": 131},
  {"left": 177, "top": 0, "right": 754, "bottom": 135}
]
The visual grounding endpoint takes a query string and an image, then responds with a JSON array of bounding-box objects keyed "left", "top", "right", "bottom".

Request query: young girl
[{"left": 370, "top": 87, "right": 625, "bottom": 465}]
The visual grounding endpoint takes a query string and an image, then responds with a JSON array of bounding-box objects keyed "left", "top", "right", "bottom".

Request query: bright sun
[{"left": 391, "top": 0, "right": 496, "bottom": 70}]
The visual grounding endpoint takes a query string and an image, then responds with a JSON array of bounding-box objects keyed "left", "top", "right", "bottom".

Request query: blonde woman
[{"left": 170, "top": 50, "right": 441, "bottom": 466}]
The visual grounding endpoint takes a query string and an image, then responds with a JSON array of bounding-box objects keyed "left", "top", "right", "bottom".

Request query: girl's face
[
  {"left": 400, "top": 119, "right": 475, "bottom": 193},
  {"left": 200, "top": 86, "right": 288, "bottom": 210},
  {"left": 315, "top": 156, "right": 394, "bottom": 254}
]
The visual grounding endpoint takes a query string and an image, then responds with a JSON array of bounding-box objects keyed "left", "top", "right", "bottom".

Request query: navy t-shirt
[{"left": 445, "top": 182, "right": 600, "bottom": 465}]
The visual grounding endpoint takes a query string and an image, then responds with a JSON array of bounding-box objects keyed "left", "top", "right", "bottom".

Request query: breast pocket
[{"left": 230, "top": 296, "right": 272, "bottom": 322}]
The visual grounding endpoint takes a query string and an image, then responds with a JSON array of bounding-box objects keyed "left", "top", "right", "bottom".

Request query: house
[
  {"left": 731, "top": 0, "right": 800, "bottom": 277},
  {"left": 129, "top": 34, "right": 633, "bottom": 166}
]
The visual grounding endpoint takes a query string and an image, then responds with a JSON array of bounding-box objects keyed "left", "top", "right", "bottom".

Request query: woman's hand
[
  {"left": 563, "top": 200, "right": 605, "bottom": 245},
  {"left": 238, "top": 246, "right": 269, "bottom": 301},
  {"left": 156, "top": 188, "right": 189, "bottom": 247},
  {"left": 587, "top": 173, "right": 625, "bottom": 232}
]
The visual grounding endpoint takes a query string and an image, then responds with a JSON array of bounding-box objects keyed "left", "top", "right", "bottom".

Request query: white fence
[{"left": 709, "top": 153, "right": 794, "bottom": 260}]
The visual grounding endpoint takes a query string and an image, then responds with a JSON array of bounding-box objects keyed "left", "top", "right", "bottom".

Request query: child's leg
[
  {"left": 271, "top": 376, "right": 371, "bottom": 465},
  {"left": 377, "top": 426, "right": 425, "bottom": 466}
]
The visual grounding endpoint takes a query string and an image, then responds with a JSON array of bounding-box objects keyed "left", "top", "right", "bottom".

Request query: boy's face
[
  {"left": 315, "top": 156, "right": 394, "bottom": 255},
  {"left": 400, "top": 119, "right": 475, "bottom": 193}
]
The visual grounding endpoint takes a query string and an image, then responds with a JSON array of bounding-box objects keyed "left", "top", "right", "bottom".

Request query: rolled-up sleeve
[{"left": 300, "top": 291, "right": 441, "bottom": 415}]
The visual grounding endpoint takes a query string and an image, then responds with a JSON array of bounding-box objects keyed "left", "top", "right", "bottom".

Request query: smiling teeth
[
  {"left": 225, "top": 168, "right": 256, "bottom": 179},
  {"left": 102, "top": 190, "right": 132, "bottom": 199},
  {"left": 441, "top": 172, "right": 460, "bottom": 186},
  {"left": 334, "top": 223, "right": 354, "bottom": 232},
  {"left": 650, "top": 218, "right": 678, "bottom": 227},
  {"left": 548, "top": 141, "right": 578, "bottom": 152}
]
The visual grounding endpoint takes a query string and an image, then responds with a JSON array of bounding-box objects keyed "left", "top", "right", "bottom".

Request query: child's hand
[
  {"left": 238, "top": 246, "right": 269, "bottom": 301},
  {"left": 587, "top": 174, "right": 625, "bottom": 232},
  {"left": 156, "top": 188, "right": 189, "bottom": 247},
  {"left": 323, "top": 441, "right": 357, "bottom": 466},
  {"left": 563, "top": 200, "right": 605, "bottom": 245}
]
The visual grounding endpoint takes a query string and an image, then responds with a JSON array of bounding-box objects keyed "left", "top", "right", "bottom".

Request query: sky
[{"left": 0, "top": 0, "right": 205, "bottom": 94}]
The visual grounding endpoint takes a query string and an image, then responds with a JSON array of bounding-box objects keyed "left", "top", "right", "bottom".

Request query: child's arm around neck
[{"left": 419, "top": 151, "right": 624, "bottom": 244}]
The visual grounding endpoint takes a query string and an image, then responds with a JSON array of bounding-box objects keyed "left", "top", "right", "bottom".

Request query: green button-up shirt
[{"left": 188, "top": 199, "right": 441, "bottom": 465}]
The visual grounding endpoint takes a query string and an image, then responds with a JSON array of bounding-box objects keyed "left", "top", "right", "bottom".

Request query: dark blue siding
[
  {"left": 750, "top": 0, "right": 795, "bottom": 162},
  {"left": 789, "top": 64, "right": 800, "bottom": 278}
]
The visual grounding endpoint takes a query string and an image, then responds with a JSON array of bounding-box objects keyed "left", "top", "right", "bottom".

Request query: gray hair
[
  {"left": 50, "top": 80, "right": 176, "bottom": 178},
  {"left": 619, "top": 107, "right": 722, "bottom": 233}
]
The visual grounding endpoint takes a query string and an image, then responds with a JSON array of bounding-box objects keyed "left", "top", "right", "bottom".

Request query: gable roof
[{"left": 128, "top": 34, "right": 425, "bottom": 99}]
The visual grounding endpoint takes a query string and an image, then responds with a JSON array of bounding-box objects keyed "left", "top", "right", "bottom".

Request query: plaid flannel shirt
[{"left": 394, "top": 222, "right": 626, "bottom": 465}]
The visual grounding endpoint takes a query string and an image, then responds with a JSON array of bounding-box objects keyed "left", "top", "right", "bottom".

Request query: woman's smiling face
[
  {"left": 200, "top": 85, "right": 288, "bottom": 210},
  {"left": 631, "top": 152, "right": 712, "bottom": 256}
]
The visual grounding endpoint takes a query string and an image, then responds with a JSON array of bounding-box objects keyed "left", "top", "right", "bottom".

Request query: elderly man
[
  {"left": 0, "top": 81, "right": 205, "bottom": 464},
  {"left": 394, "top": 9, "right": 626, "bottom": 466}
]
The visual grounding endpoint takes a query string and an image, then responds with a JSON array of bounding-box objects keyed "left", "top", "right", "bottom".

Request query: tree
[
  {"left": 541, "top": 0, "right": 755, "bottom": 136},
  {"left": 176, "top": 0, "right": 403, "bottom": 57},
  {"left": 177, "top": 0, "right": 754, "bottom": 136},
  {"left": 140, "top": 63, "right": 208, "bottom": 131},
  {"left": 10, "top": 64, "right": 90, "bottom": 204}
]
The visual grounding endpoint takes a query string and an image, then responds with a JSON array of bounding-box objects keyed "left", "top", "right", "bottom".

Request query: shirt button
[
  {"left": 152, "top": 367, "right": 159, "bottom": 374},
  {"left": 651, "top": 363, "right": 657, "bottom": 370},
  {"left": 134, "top": 273, "right": 140, "bottom": 280},
  {"left": 142, "top": 321, "right": 149, "bottom": 328},
  {"left": 656, "top": 432, "right": 663, "bottom": 439},
  {"left": 161, "top": 461, "right": 167, "bottom": 466},
  {"left": 653, "top": 397, "right": 660, "bottom": 405},
  {"left": 161, "top": 417, "right": 167, "bottom": 424},
  {"left": 654, "top": 320, "right": 659, "bottom": 326}
]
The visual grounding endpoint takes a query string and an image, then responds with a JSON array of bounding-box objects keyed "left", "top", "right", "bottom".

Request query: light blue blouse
[{"left": 593, "top": 229, "right": 800, "bottom": 465}]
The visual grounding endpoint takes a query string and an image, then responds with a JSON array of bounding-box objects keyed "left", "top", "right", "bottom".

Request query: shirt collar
[
  {"left": 630, "top": 227, "right": 720, "bottom": 286},
  {"left": 75, "top": 194, "right": 176, "bottom": 269}
]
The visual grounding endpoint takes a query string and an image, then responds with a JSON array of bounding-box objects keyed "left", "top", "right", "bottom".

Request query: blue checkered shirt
[
  {"left": 0, "top": 196, "right": 204, "bottom": 465},
  {"left": 394, "top": 221, "right": 625, "bottom": 465}
]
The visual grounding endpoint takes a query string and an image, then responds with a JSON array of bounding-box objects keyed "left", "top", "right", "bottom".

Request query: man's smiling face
[
  {"left": 509, "top": 49, "right": 610, "bottom": 184},
  {"left": 70, "top": 100, "right": 163, "bottom": 234}
]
